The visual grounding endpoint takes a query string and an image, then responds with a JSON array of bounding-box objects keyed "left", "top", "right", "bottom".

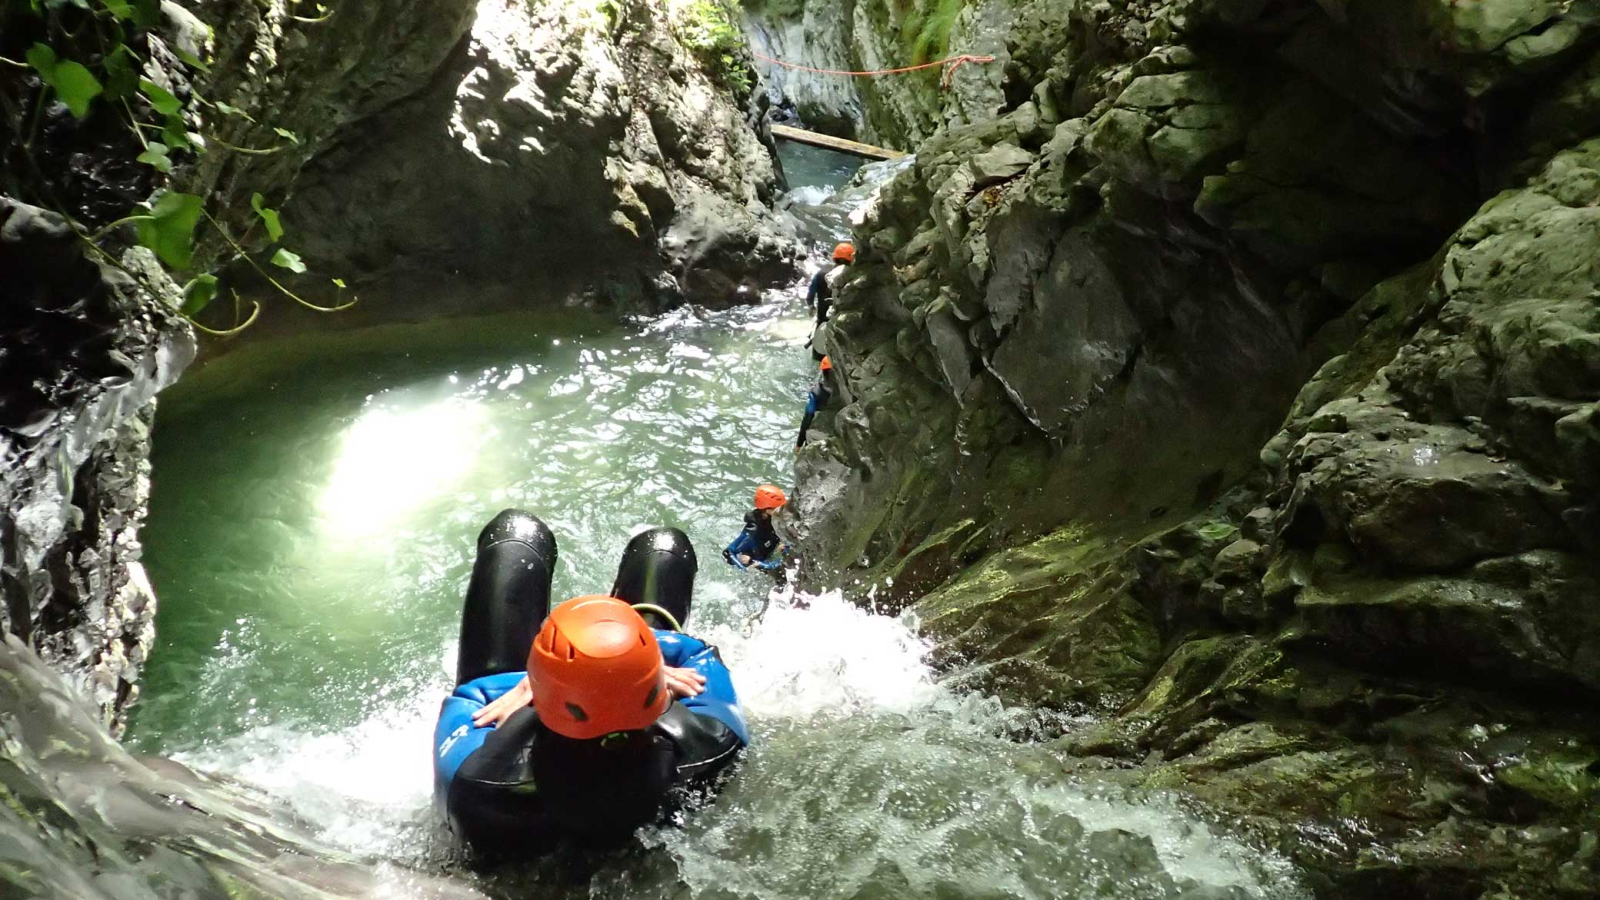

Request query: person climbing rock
[
  {"left": 724, "top": 484, "right": 789, "bottom": 577},
  {"left": 796, "top": 356, "right": 835, "bottom": 449},
  {"left": 434, "top": 511, "right": 749, "bottom": 856},
  {"left": 806, "top": 242, "right": 853, "bottom": 359}
]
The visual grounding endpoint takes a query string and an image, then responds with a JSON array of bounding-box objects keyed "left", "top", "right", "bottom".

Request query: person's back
[
  {"left": 445, "top": 659, "right": 742, "bottom": 852},
  {"left": 434, "top": 514, "right": 748, "bottom": 857},
  {"left": 806, "top": 243, "right": 854, "bottom": 359}
]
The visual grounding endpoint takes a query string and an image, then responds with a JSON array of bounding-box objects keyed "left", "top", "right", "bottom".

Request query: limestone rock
[
  {"left": 281, "top": 0, "right": 799, "bottom": 313},
  {"left": 0, "top": 198, "right": 195, "bottom": 733},
  {"left": 787, "top": 2, "right": 1600, "bottom": 895},
  {"left": 739, "top": 0, "right": 1015, "bottom": 148},
  {"left": 967, "top": 142, "right": 1034, "bottom": 187}
]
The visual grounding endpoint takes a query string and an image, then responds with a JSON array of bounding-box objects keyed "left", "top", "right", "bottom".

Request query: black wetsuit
[
  {"left": 805, "top": 268, "right": 834, "bottom": 326},
  {"left": 440, "top": 511, "right": 745, "bottom": 856},
  {"left": 797, "top": 375, "right": 833, "bottom": 448},
  {"left": 447, "top": 696, "right": 742, "bottom": 852},
  {"left": 726, "top": 511, "right": 781, "bottom": 563}
]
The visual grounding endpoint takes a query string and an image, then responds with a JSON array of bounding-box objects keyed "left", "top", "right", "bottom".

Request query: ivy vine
[{"left": 1, "top": 0, "right": 350, "bottom": 335}]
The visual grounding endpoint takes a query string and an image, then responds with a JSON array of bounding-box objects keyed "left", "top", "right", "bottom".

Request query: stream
[{"left": 126, "top": 143, "right": 1307, "bottom": 899}]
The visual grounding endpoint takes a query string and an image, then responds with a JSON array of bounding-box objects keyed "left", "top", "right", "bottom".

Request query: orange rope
[{"left": 750, "top": 51, "right": 996, "bottom": 88}]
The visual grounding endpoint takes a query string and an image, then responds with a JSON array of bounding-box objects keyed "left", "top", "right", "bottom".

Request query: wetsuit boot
[
  {"left": 455, "top": 509, "right": 558, "bottom": 685},
  {"left": 610, "top": 527, "right": 696, "bottom": 631}
]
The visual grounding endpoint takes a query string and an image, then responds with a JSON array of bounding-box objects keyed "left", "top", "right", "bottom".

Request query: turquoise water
[
  {"left": 129, "top": 302, "right": 817, "bottom": 747},
  {"left": 127, "top": 143, "right": 1306, "bottom": 899}
]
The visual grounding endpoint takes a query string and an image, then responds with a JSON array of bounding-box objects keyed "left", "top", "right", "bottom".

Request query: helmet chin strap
[{"left": 630, "top": 603, "right": 683, "bottom": 632}]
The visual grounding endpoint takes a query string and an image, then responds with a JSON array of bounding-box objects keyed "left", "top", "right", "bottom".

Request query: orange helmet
[
  {"left": 832, "top": 242, "right": 855, "bottom": 264},
  {"left": 528, "top": 596, "right": 668, "bottom": 739},
  {"left": 819, "top": 356, "right": 832, "bottom": 372},
  {"left": 754, "top": 484, "right": 787, "bottom": 510}
]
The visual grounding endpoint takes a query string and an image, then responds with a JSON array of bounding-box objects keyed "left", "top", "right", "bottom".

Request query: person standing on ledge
[
  {"left": 724, "top": 484, "right": 789, "bottom": 578},
  {"left": 806, "top": 242, "right": 853, "bottom": 359},
  {"left": 796, "top": 356, "right": 835, "bottom": 450}
]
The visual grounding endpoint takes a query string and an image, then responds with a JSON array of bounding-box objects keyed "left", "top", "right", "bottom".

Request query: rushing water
[{"left": 129, "top": 143, "right": 1305, "bottom": 899}]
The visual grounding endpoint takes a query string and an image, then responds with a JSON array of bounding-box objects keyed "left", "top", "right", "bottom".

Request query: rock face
[
  {"left": 793, "top": 0, "right": 1600, "bottom": 895},
  {"left": 0, "top": 198, "right": 194, "bottom": 733},
  {"left": 740, "top": 0, "right": 1013, "bottom": 148},
  {"left": 271, "top": 0, "right": 798, "bottom": 317}
]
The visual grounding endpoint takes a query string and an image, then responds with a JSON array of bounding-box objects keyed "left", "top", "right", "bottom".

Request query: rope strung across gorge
[{"left": 749, "top": 51, "right": 996, "bottom": 88}]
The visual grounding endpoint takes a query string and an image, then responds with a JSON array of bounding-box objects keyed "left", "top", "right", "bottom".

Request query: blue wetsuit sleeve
[
  {"left": 432, "top": 671, "right": 528, "bottom": 799},
  {"left": 724, "top": 526, "right": 757, "bottom": 568},
  {"left": 656, "top": 629, "right": 700, "bottom": 668},
  {"left": 655, "top": 630, "right": 750, "bottom": 745}
]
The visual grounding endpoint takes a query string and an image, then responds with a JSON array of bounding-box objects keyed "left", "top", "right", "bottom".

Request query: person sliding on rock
[
  {"left": 433, "top": 511, "right": 748, "bottom": 857},
  {"left": 806, "top": 242, "right": 853, "bottom": 360},
  {"left": 796, "top": 356, "right": 835, "bottom": 450},
  {"left": 724, "top": 484, "right": 789, "bottom": 581}
]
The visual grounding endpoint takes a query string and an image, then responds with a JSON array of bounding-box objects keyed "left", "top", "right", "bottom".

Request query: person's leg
[
  {"left": 797, "top": 386, "right": 822, "bottom": 447},
  {"left": 455, "top": 509, "right": 558, "bottom": 685},
  {"left": 610, "top": 527, "right": 696, "bottom": 631}
]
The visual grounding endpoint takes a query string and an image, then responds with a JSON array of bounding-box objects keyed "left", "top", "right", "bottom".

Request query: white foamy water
[{"left": 171, "top": 589, "right": 1305, "bottom": 900}]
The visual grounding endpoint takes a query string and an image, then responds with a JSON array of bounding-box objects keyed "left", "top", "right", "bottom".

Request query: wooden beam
[{"left": 771, "top": 124, "right": 907, "bottom": 161}]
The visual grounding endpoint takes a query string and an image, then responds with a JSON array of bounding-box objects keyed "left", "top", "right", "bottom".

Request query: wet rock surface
[
  {"left": 280, "top": 0, "right": 800, "bottom": 316},
  {"left": 788, "top": 0, "right": 1600, "bottom": 895},
  {"left": 1, "top": 197, "right": 194, "bottom": 733},
  {"left": 739, "top": 0, "right": 1013, "bottom": 149},
  {"left": 0, "top": 634, "right": 485, "bottom": 900}
]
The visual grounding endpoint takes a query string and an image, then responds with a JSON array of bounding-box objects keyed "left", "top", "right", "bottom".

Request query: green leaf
[
  {"left": 135, "top": 192, "right": 204, "bottom": 269},
  {"left": 331, "top": 277, "right": 346, "bottom": 289},
  {"left": 270, "top": 248, "right": 306, "bottom": 273},
  {"left": 161, "top": 114, "right": 191, "bottom": 150},
  {"left": 250, "top": 192, "right": 284, "bottom": 242},
  {"left": 1196, "top": 522, "right": 1239, "bottom": 542},
  {"left": 180, "top": 274, "right": 219, "bottom": 315},
  {"left": 136, "top": 142, "right": 172, "bottom": 172},
  {"left": 102, "top": 46, "right": 137, "bottom": 100},
  {"left": 131, "top": 0, "right": 160, "bottom": 27},
  {"left": 273, "top": 127, "right": 300, "bottom": 144},
  {"left": 100, "top": 0, "right": 133, "bottom": 18},
  {"left": 25, "top": 43, "right": 57, "bottom": 76},
  {"left": 173, "top": 47, "right": 211, "bottom": 72},
  {"left": 47, "top": 61, "right": 104, "bottom": 119},
  {"left": 213, "top": 100, "right": 258, "bottom": 123},
  {"left": 139, "top": 79, "right": 182, "bottom": 116}
]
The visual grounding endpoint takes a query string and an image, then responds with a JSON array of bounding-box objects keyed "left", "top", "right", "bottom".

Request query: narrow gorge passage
[{"left": 124, "top": 146, "right": 1303, "bottom": 899}]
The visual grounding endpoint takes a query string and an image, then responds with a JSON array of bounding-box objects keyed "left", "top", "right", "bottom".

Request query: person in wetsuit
[
  {"left": 724, "top": 484, "right": 787, "bottom": 576},
  {"left": 796, "top": 356, "right": 834, "bottom": 450},
  {"left": 806, "top": 243, "right": 853, "bottom": 360},
  {"left": 434, "top": 511, "right": 748, "bottom": 856}
]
